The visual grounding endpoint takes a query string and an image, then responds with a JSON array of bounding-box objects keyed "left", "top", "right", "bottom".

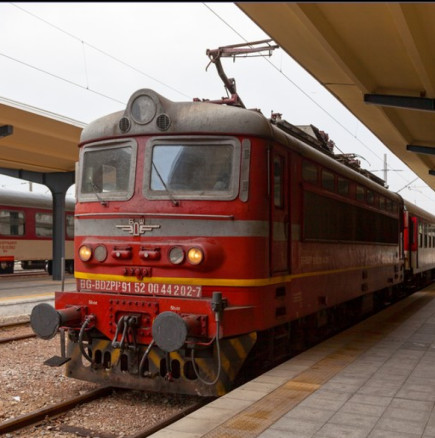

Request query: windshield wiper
[
  {"left": 152, "top": 162, "right": 179, "bottom": 206},
  {"left": 88, "top": 178, "right": 108, "bottom": 207}
]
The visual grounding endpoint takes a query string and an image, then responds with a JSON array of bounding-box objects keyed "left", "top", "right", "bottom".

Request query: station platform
[
  {"left": 150, "top": 285, "right": 435, "bottom": 438},
  {"left": 0, "top": 275, "right": 75, "bottom": 324}
]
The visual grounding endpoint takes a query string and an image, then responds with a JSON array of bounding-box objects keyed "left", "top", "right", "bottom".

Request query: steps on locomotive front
[{"left": 149, "top": 283, "right": 435, "bottom": 438}]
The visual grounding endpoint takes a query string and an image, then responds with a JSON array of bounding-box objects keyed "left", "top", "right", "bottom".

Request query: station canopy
[
  {"left": 0, "top": 96, "right": 84, "bottom": 174},
  {"left": 238, "top": 2, "right": 435, "bottom": 191}
]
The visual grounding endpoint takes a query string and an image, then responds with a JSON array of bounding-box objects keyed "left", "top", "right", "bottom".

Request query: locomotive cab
[{"left": 31, "top": 88, "right": 268, "bottom": 396}]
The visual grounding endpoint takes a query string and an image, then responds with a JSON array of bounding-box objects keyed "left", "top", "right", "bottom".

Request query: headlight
[
  {"left": 94, "top": 245, "right": 108, "bottom": 262},
  {"left": 187, "top": 247, "right": 203, "bottom": 265},
  {"left": 169, "top": 246, "right": 184, "bottom": 264},
  {"left": 79, "top": 245, "right": 92, "bottom": 262}
]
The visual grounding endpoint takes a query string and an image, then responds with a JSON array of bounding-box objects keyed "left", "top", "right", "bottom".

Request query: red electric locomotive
[
  {"left": 30, "top": 86, "right": 419, "bottom": 396},
  {"left": 30, "top": 41, "right": 435, "bottom": 397}
]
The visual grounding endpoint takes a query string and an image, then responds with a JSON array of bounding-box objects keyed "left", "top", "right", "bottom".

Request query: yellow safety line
[{"left": 0, "top": 292, "right": 54, "bottom": 302}]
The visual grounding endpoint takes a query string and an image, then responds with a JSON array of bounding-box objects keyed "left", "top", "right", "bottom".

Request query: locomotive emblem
[{"left": 116, "top": 219, "right": 160, "bottom": 236}]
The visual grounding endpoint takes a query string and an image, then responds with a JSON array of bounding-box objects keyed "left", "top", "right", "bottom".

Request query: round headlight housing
[
  {"left": 187, "top": 247, "right": 204, "bottom": 265},
  {"left": 131, "top": 94, "right": 156, "bottom": 125},
  {"left": 79, "top": 245, "right": 92, "bottom": 262},
  {"left": 169, "top": 246, "right": 184, "bottom": 265},
  {"left": 94, "top": 245, "right": 108, "bottom": 262}
]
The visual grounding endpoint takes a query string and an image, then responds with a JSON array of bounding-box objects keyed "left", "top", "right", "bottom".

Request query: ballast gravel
[{"left": 0, "top": 321, "right": 203, "bottom": 437}]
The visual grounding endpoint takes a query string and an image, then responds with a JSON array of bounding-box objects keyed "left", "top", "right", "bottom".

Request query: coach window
[
  {"left": 356, "top": 186, "right": 365, "bottom": 202},
  {"left": 386, "top": 199, "right": 396, "bottom": 213},
  {"left": 337, "top": 177, "right": 349, "bottom": 196},
  {"left": 302, "top": 161, "right": 318, "bottom": 184},
  {"left": 274, "top": 156, "right": 284, "bottom": 208},
  {"left": 385, "top": 199, "right": 391, "bottom": 211},
  {"left": 426, "top": 224, "right": 429, "bottom": 248},
  {"left": 36, "top": 213, "right": 52, "bottom": 237},
  {"left": 379, "top": 197, "right": 385, "bottom": 210},
  {"left": 418, "top": 224, "right": 423, "bottom": 248},
  {"left": 0, "top": 210, "right": 24, "bottom": 236},
  {"left": 66, "top": 215, "right": 74, "bottom": 238},
  {"left": 373, "top": 194, "right": 380, "bottom": 208},
  {"left": 367, "top": 190, "right": 374, "bottom": 205},
  {"left": 321, "top": 170, "right": 335, "bottom": 192}
]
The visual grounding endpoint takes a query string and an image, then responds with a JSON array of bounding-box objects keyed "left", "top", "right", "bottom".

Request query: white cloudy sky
[{"left": 1, "top": 2, "right": 434, "bottom": 213}]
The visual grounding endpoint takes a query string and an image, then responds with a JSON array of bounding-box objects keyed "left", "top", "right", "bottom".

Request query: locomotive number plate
[{"left": 79, "top": 279, "right": 202, "bottom": 297}]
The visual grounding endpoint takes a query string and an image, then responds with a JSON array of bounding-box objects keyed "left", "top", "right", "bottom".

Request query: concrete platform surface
[
  {"left": 0, "top": 275, "right": 75, "bottom": 323},
  {"left": 150, "top": 285, "right": 435, "bottom": 438}
]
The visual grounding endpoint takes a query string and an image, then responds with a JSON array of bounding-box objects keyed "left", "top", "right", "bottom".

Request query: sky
[{"left": 1, "top": 2, "right": 435, "bottom": 213}]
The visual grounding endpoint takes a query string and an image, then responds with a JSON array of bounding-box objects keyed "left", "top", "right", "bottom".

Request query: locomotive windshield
[
  {"left": 79, "top": 139, "right": 137, "bottom": 202},
  {"left": 144, "top": 138, "right": 241, "bottom": 201}
]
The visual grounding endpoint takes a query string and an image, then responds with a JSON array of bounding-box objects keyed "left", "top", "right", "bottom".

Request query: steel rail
[
  {"left": 0, "top": 386, "right": 114, "bottom": 434},
  {"left": 0, "top": 333, "right": 36, "bottom": 343},
  {"left": 0, "top": 320, "right": 29, "bottom": 329}
]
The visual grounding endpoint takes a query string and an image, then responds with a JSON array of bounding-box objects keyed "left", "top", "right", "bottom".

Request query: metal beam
[
  {"left": 0, "top": 125, "right": 13, "bottom": 138},
  {"left": 364, "top": 94, "right": 435, "bottom": 111},
  {"left": 407, "top": 145, "right": 435, "bottom": 155}
]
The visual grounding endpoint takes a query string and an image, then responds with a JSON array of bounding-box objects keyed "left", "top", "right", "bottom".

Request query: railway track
[
  {"left": 0, "top": 320, "right": 29, "bottom": 329},
  {"left": 0, "top": 332, "right": 35, "bottom": 344},
  {"left": 0, "top": 321, "right": 35, "bottom": 343},
  {"left": 0, "top": 386, "right": 210, "bottom": 437},
  {"left": 0, "top": 270, "right": 48, "bottom": 279},
  {"left": 0, "top": 386, "right": 114, "bottom": 435}
]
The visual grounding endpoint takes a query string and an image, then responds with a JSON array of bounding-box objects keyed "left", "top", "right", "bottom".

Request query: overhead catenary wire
[
  {"left": 204, "top": 4, "right": 430, "bottom": 195},
  {"left": 5, "top": 2, "right": 433, "bottom": 203},
  {"left": 10, "top": 2, "right": 191, "bottom": 100},
  {"left": 0, "top": 51, "right": 126, "bottom": 106}
]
